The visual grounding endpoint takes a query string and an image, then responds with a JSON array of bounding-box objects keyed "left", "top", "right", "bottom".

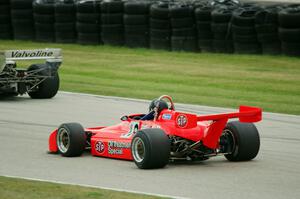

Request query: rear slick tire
[{"left": 224, "top": 121, "right": 260, "bottom": 161}]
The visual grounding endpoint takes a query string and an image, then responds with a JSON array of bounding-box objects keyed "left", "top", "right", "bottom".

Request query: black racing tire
[
  {"left": 33, "top": 2, "right": 55, "bottom": 15},
  {"left": 100, "top": 0, "right": 124, "bottom": 14},
  {"left": 0, "top": 24, "right": 11, "bottom": 33},
  {"left": 150, "top": 38, "right": 170, "bottom": 50},
  {"left": 197, "top": 30, "right": 213, "bottom": 39},
  {"left": 55, "top": 32, "right": 76, "bottom": 43},
  {"left": 198, "top": 39, "right": 214, "bottom": 52},
  {"left": 124, "top": 25, "right": 148, "bottom": 35},
  {"left": 0, "top": 32, "right": 12, "bottom": 39},
  {"left": 27, "top": 64, "right": 59, "bottom": 99},
  {"left": 232, "top": 25, "right": 256, "bottom": 35},
  {"left": 55, "top": 13, "right": 75, "bottom": 23},
  {"left": 11, "top": 9, "right": 33, "bottom": 19},
  {"left": 125, "top": 34, "right": 149, "bottom": 48},
  {"left": 76, "top": 13, "right": 100, "bottom": 23},
  {"left": 35, "top": 31, "right": 55, "bottom": 42},
  {"left": 124, "top": 1, "right": 150, "bottom": 15},
  {"left": 255, "top": 24, "right": 277, "bottom": 34},
  {"left": 233, "top": 34, "right": 258, "bottom": 43},
  {"left": 150, "top": 3, "right": 170, "bottom": 19},
  {"left": 35, "top": 23, "right": 55, "bottom": 32},
  {"left": 124, "top": 15, "right": 148, "bottom": 25},
  {"left": 278, "top": 27, "right": 300, "bottom": 42},
  {"left": 54, "top": 3, "right": 75, "bottom": 14},
  {"left": 232, "top": 8, "right": 256, "bottom": 27},
  {"left": 55, "top": 22, "right": 75, "bottom": 32},
  {"left": 223, "top": 121, "right": 260, "bottom": 161},
  {"left": 0, "top": 5, "right": 10, "bottom": 15},
  {"left": 196, "top": 21, "right": 211, "bottom": 31},
  {"left": 33, "top": 14, "right": 55, "bottom": 23},
  {"left": 169, "top": 4, "right": 193, "bottom": 18},
  {"left": 101, "top": 24, "right": 123, "bottom": 34},
  {"left": 213, "top": 39, "right": 234, "bottom": 53},
  {"left": 150, "top": 29, "right": 170, "bottom": 38},
  {"left": 257, "top": 33, "right": 279, "bottom": 43},
  {"left": 56, "top": 123, "right": 86, "bottom": 157},
  {"left": 101, "top": 13, "right": 123, "bottom": 25},
  {"left": 0, "top": 14, "right": 10, "bottom": 24},
  {"left": 234, "top": 42, "right": 261, "bottom": 54},
  {"left": 10, "top": 0, "right": 33, "bottom": 9},
  {"left": 172, "top": 28, "right": 196, "bottom": 37},
  {"left": 131, "top": 129, "right": 170, "bottom": 169},
  {"left": 76, "top": 22, "right": 100, "bottom": 33},
  {"left": 171, "top": 17, "right": 194, "bottom": 29},
  {"left": 171, "top": 36, "right": 198, "bottom": 52},
  {"left": 211, "top": 23, "right": 229, "bottom": 33},
  {"left": 278, "top": 7, "right": 300, "bottom": 29},
  {"left": 211, "top": 8, "right": 233, "bottom": 23},
  {"left": 149, "top": 18, "right": 170, "bottom": 29},
  {"left": 77, "top": 32, "right": 101, "bottom": 45},
  {"left": 76, "top": 1, "right": 100, "bottom": 13},
  {"left": 194, "top": 7, "right": 212, "bottom": 21}
]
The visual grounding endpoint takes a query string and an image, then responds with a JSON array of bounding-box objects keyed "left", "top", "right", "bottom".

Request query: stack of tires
[
  {"left": 211, "top": 6, "right": 235, "bottom": 53},
  {"left": 278, "top": 6, "right": 300, "bottom": 56},
  {"left": 100, "top": 0, "right": 124, "bottom": 46},
  {"left": 170, "top": 4, "right": 197, "bottom": 52},
  {"left": 11, "top": 0, "right": 35, "bottom": 40},
  {"left": 33, "top": 0, "right": 55, "bottom": 42},
  {"left": 232, "top": 6, "right": 262, "bottom": 54},
  {"left": 76, "top": 0, "right": 101, "bottom": 45},
  {"left": 194, "top": 3, "right": 214, "bottom": 52},
  {"left": 0, "top": 0, "right": 12, "bottom": 40},
  {"left": 255, "top": 5, "right": 282, "bottom": 55},
  {"left": 54, "top": 1, "right": 76, "bottom": 43},
  {"left": 124, "top": 1, "right": 150, "bottom": 48},
  {"left": 149, "top": 2, "right": 171, "bottom": 50}
]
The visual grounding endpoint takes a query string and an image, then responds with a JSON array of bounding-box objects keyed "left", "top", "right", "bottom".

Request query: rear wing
[
  {"left": 1, "top": 48, "right": 62, "bottom": 72},
  {"left": 197, "top": 106, "right": 262, "bottom": 123}
]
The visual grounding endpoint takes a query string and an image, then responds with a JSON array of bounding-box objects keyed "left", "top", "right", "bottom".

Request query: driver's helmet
[{"left": 149, "top": 99, "right": 168, "bottom": 113}]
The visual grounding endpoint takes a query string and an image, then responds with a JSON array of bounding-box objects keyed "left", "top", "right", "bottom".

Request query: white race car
[{"left": 0, "top": 48, "right": 62, "bottom": 98}]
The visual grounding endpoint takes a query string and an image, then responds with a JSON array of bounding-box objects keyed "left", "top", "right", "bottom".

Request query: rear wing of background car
[{"left": 0, "top": 48, "right": 62, "bottom": 72}]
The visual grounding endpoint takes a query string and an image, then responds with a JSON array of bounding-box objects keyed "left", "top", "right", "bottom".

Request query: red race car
[{"left": 49, "top": 95, "right": 262, "bottom": 169}]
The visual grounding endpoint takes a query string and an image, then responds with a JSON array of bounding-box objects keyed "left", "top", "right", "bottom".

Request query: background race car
[{"left": 0, "top": 48, "right": 61, "bottom": 98}]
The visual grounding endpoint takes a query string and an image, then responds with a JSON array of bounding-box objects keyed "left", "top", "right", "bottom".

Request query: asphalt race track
[{"left": 0, "top": 92, "right": 299, "bottom": 199}]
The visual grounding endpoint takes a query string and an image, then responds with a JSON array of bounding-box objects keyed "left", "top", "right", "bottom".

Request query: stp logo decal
[
  {"left": 177, "top": 114, "right": 188, "bottom": 128},
  {"left": 95, "top": 141, "right": 105, "bottom": 153}
]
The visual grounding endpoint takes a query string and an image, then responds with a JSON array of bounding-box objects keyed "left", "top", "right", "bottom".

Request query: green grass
[
  {"left": 0, "top": 176, "right": 165, "bottom": 199},
  {"left": 0, "top": 40, "right": 300, "bottom": 115}
]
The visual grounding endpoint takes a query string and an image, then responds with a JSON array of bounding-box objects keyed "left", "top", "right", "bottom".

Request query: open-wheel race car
[
  {"left": 49, "top": 95, "right": 262, "bottom": 169},
  {"left": 0, "top": 48, "right": 61, "bottom": 98}
]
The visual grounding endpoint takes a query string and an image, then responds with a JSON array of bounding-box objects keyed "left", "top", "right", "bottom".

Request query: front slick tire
[
  {"left": 224, "top": 121, "right": 260, "bottom": 161},
  {"left": 57, "top": 123, "right": 86, "bottom": 157},
  {"left": 131, "top": 129, "right": 170, "bottom": 169}
]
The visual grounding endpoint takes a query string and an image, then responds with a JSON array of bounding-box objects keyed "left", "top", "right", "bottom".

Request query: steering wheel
[{"left": 158, "top": 95, "right": 175, "bottom": 111}]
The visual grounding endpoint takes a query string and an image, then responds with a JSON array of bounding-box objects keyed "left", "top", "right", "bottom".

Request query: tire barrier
[
  {"left": 124, "top": 1, "right": 150, "bottom": 48},
  {"left": 0, "top": 0, "right": 12, "bottom": 40},
  {"left": 278, "top": 5, "right": 300, "bottom": 56},
  {"left": 11, "top": 0, "right": 35, "bottom": 40},
  {"left": 150, "top": 2, "right": 171, "bottom": 50},
  {"left": 33, "top": 0, "right": 55, "bottom": 42},
  {"left": 2, "top": 0, "right": 300, "bottom": 57},
  {"left": 76, "top": 0, "right": 101, "bottom": 45},
  {"left": 55, "top": 0, "right": 76, "bottom": 43},
  {"left": 170, "top": 4, "right": 197, "bottom": 52},
  {"left": 100, "top": 0, "right": 124, "bottom": 46}
]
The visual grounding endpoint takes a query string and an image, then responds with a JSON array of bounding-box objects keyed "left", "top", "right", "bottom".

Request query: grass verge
[
  {"left": 0, "top": 40, "right": 299, "bottom": 115},
  {"left": 0, "top": 176, "right": 165, "bottom": 199}
]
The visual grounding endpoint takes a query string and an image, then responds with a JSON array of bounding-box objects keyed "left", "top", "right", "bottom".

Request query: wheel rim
[
  {"left": 132, "top": 137, "right": 145, "bottom": 163},
  {"left": 57, "top": 128, "right": 70, "bottom": 153},
  {"left": 221, "top": 129, "right": 236, "bottom": 154}
]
